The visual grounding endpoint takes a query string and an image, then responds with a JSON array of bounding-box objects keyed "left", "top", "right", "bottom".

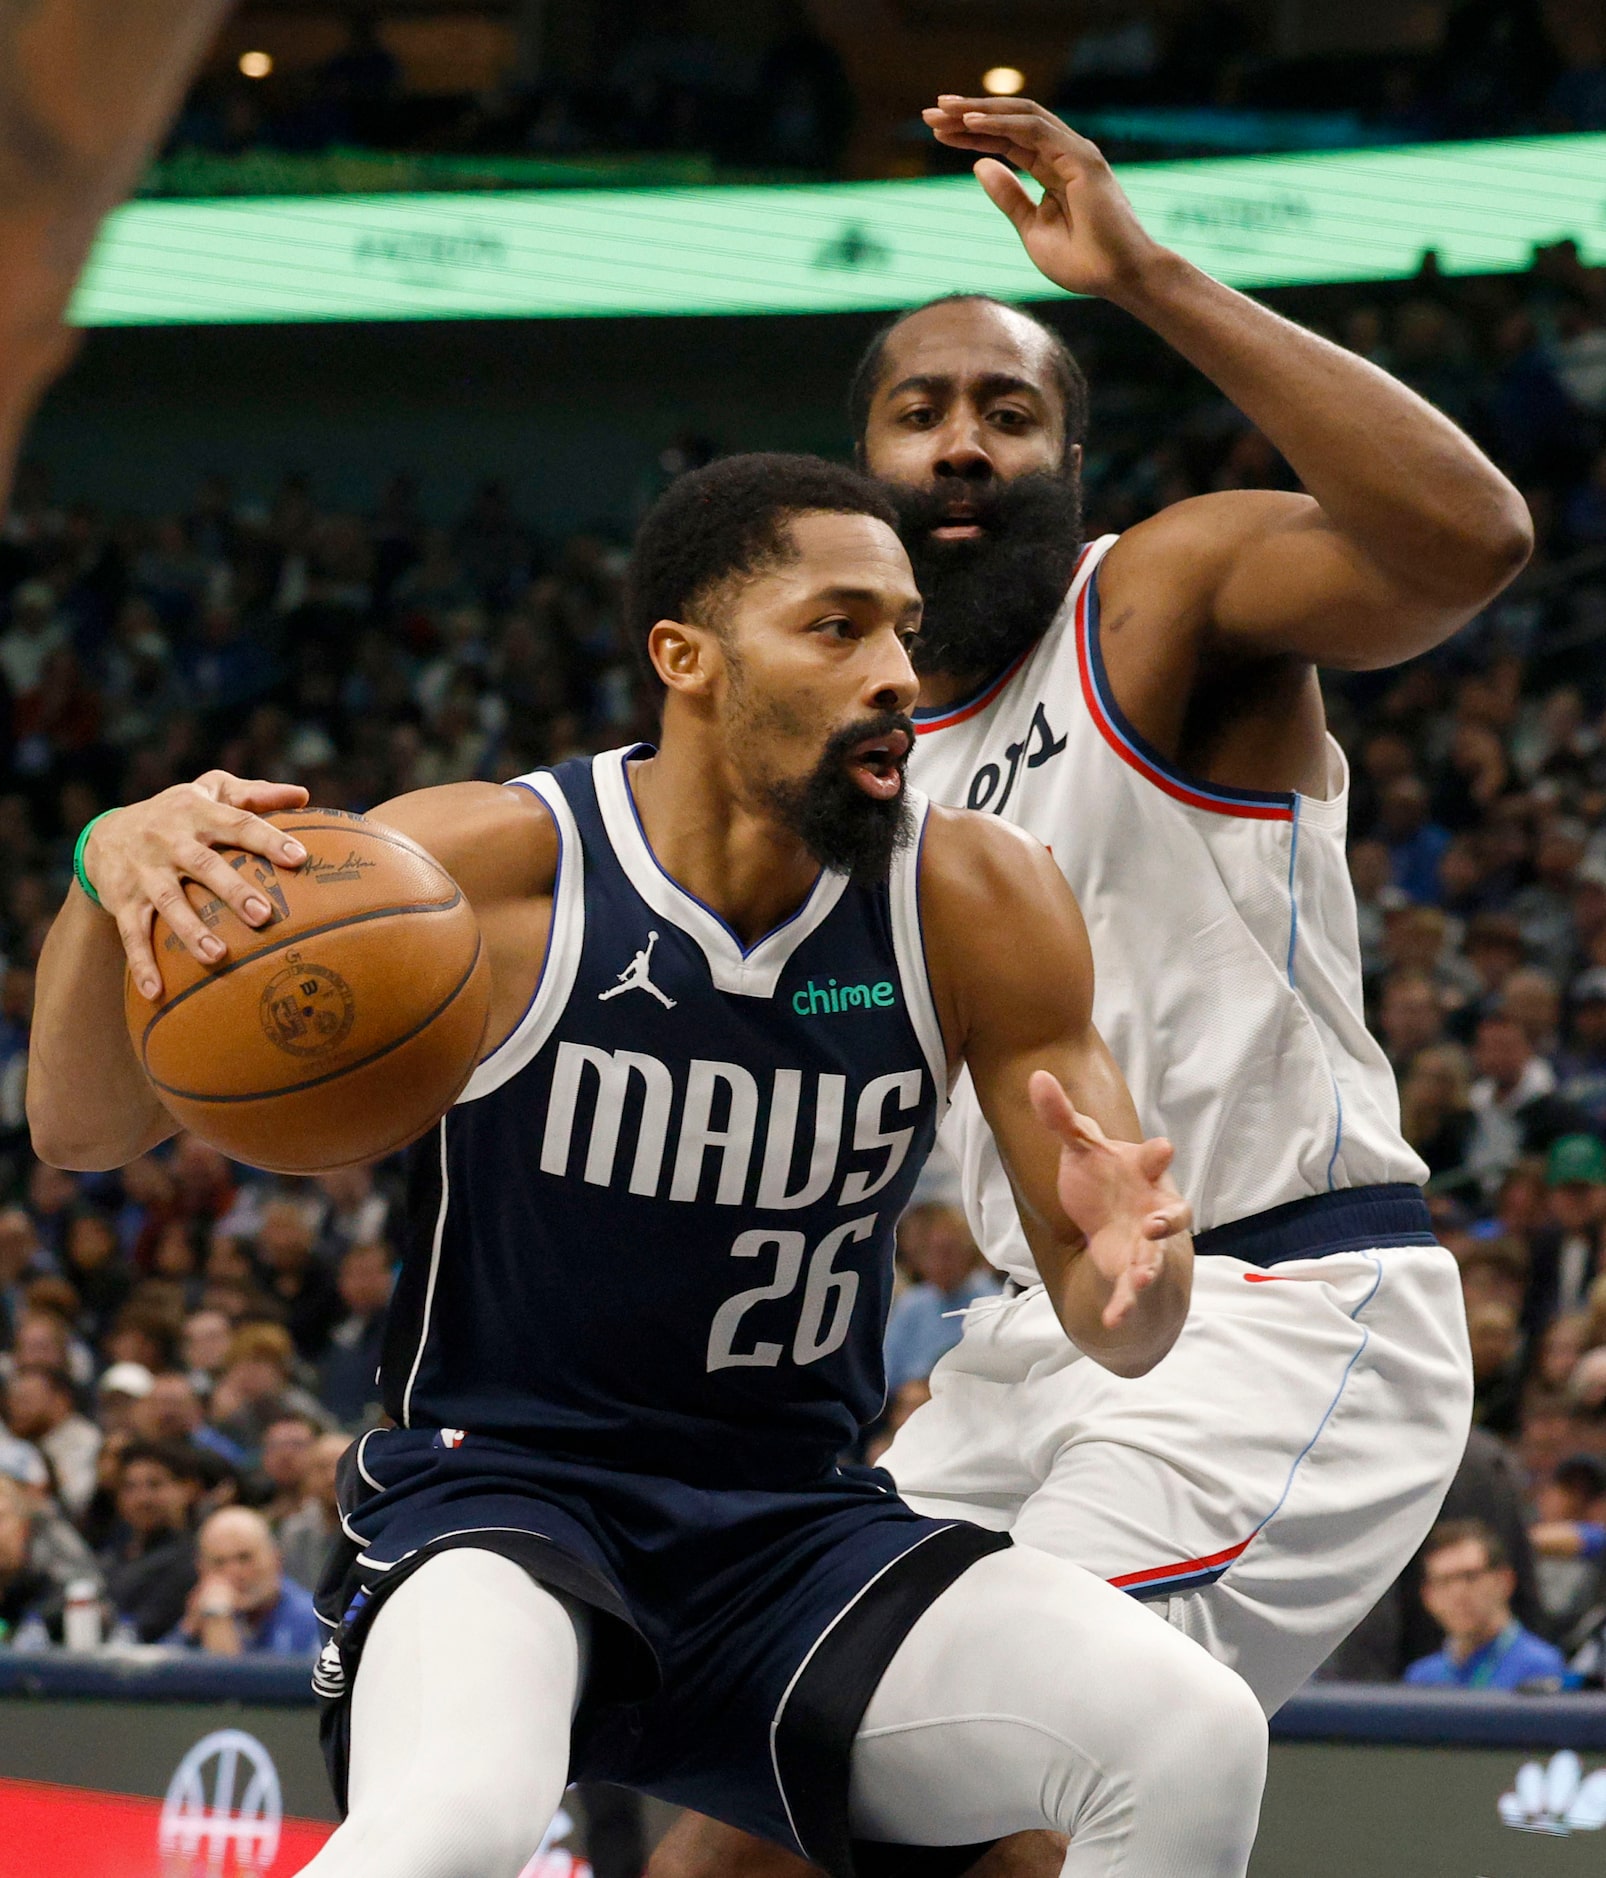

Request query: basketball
[{"left": 124, "top": 808, "right": 491, "bottom": 1173}]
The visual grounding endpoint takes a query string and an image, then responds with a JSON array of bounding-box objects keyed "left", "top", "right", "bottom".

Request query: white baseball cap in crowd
[{"left": 96, "top": 1361, "right": 154, "bottom": 1399}]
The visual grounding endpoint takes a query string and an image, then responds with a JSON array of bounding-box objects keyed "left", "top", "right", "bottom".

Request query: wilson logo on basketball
[{"left": 259, "top": 952, "right": 357, "bottom": 1058}]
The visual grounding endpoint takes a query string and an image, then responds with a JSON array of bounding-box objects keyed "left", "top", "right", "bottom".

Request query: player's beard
[
  {"left": 884, "top": 471, "right": 1083, "bottom": 682},
  {"left": 757, "top": 712, "right": 916, "bottom": 885}
]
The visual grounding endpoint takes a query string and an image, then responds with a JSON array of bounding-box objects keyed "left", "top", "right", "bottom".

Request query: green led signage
[{"left": 67, "top": 133, "right": 1606, "bottom": 326}]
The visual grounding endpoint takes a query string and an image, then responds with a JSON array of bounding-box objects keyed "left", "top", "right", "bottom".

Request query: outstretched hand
[
  {"left": 923, "top": 95, "right": 1164, "bottom": 302},
  {"left": 1028, "top": 1069, "right": 1191, "bottom": 1328}
]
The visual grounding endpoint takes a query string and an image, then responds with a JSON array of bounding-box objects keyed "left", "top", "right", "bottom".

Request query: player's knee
[
  {"left": 1141, "top": 1646, "right": 1267, "bottom": 1831},
  {"left": 417, "top": 1790, "right": 554, "bottom": 1878}
]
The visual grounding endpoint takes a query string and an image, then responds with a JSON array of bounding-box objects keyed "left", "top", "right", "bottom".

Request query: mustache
[
  {"left": 821, "top": 709, "right": 916, "bottom": 771},
  {"left": 881, "top": 470, "right": 1083, "bottom": 680},
  {"left": 882, "top": 470, "right": 1078, "bottom": 547}
]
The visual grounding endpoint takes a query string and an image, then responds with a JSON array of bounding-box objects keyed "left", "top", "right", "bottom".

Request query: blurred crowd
[
  {"left": 168, "top": 0, "right": 1606, "bottom": 179},
  {"left": 0, "top": 238, "right": 1605, "bottom": 1677}
]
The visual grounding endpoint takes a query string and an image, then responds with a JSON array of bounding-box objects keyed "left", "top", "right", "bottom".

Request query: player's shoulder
[{"left": 919, "top": 802, "right": 1065, "bottom": 913}]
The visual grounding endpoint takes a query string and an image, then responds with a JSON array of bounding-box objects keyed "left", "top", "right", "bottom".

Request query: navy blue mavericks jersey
[{"left": 379, "top": 744, "right": 950, "bottom": 1488}]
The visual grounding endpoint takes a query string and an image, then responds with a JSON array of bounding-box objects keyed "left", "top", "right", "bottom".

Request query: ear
[
  {"left": 649, "top": 618, "right": 719, "bottom": 696},
  {"left": 1067, "top": 441, "right": 1084, "bottom": 477}
]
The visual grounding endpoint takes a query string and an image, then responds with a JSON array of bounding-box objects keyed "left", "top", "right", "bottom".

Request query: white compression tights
[
  {"left": 299, "top": 1541, "right": 1265, "bottom": 1878},
  {"left": 300, "top": 1548, "right": 589, "bottom": 1878},
  {"left": 848, "top": 1544, "right": 1266, "bottom": 1877}
]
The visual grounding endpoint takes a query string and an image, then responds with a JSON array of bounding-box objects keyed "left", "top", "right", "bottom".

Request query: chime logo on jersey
[
  {"left": 539, "top": 1041, "right": 926, "bottom": 1208},
  {"left": 791, "top": 978, "right": 897, "bottom": 1017}
]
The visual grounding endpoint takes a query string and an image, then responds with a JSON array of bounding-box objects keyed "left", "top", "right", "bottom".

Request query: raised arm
[
  {"left": 30, "top": 774, "right": 554, "bottom": 1171},
  {"left": 926, "top": 95, "right": 1532, "bottom": 670},
  {"left": 0, "top": 0, "right": 233, "bottom": 506},
  {"left": 921, "top": 807, "right": 1191, "bottom": 1375}
]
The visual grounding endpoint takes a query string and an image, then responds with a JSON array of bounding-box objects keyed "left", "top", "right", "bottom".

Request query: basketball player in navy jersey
[
  {"left": 33, "top": 455, "right": 1269, "bottom": 1877},
  {"left": 653, "top": 94, "right": 1531, "bottom": 1878}
]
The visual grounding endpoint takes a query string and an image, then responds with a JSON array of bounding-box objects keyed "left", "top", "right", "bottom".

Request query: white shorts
[{"left": 879, "top": 1238, "right": 1473, "bottom": 1715}]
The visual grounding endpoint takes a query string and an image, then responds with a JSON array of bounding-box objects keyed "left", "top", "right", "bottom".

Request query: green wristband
[{"left": 72, "top": 809, "right": 118, "bottom": 908}]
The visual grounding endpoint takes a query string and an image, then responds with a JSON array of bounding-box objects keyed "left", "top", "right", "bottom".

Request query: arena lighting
[
  {"left": 238, "top": 50, "right": 273, "bottom": 79},
  {"left": 65, "top": 132, "right": 1606, "bottom": 326},
  {"left": 982, "top": 67, "right": 1026, "bottom": 96}
]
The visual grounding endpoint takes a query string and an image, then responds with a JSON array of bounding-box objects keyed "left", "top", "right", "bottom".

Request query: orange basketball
[{"left": 125, "top": 808, "right": 491, "bottom": 1173}]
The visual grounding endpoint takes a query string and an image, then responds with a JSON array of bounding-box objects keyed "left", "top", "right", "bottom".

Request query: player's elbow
[
  {"left": 1464, "top": 486, "right": 1535, "bottom": 597},
  {"left": 27, "top": 1094, "right": 161, "bottom": 1172}
]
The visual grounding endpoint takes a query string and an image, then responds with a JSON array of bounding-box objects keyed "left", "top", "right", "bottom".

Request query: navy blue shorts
[{"left": 314, "top": 1427, "right": 1008, "bottom": 1878}]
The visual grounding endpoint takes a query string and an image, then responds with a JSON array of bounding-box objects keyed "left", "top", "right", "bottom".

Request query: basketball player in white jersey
[{"left": 654, "top": 93, "right": 1531, "bottom": 1878}]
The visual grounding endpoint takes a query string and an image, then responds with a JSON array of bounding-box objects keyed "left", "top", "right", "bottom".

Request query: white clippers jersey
[{"left": 912, "top": 532, "right": 1428, "bottom": 1283}]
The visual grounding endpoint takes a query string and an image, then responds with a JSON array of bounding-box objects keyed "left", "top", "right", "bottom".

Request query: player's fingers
[
  {"left": 146, "top": 871, "right": 225, "bottom": 967},
  {"left": 1144, "top": 1200, "right": 1190, "bottom": 1240},
  {"left": 1136, "top": 1135, "right": 1174, "bottom": 1181},
  {"left": 973, "top": 157, "right": 1041, "bottom": 233},
  {"left": 117, "top": 904, "right": 163, "bottom": 1003},
  {"left": 176, "top": 842, "right": 278, "bottom": 929},
  {"left": 213, "top": 806, "right": 307, "bottom": 869},
  {"left": 1028, "top": 1068, "right": 1094, "bottom": 1148},
  {"left": 1102, "top": 1266, "right": 1138, "bottom": 1328},
  {"left": 216, "top": 776, "right": 310, "bottom": 816},
  {"left": 929, "top": 124, "right": 1025, "bottom": 159}
]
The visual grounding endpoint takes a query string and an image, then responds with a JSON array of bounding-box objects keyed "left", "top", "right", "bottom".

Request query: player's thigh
[
  {"left": 846, "top": 1544, "right": 1265, "bottom": 1851},
  {"left": 305, "top": 1547, "right": 590, "bottom": 1878}
]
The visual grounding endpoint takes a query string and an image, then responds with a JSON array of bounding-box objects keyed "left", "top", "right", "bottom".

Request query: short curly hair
[{"left": 625, "top": 452, "right": 899, "bottom": 690}]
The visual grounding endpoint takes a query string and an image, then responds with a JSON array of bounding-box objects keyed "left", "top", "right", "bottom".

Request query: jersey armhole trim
[
  {"left": 454, "top": 772, "right": 585, "bottom": 1103},
  {"left": 1076, "top": 546, "right": 1297, "bottom": 824},
  {"left": 890, "top": 792, "right": 950, "bottom": 1105}
]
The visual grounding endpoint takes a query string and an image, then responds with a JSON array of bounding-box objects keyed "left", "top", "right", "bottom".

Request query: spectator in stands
[
  {"left": 1501, "top": 967, "right": 1564, "bottom": 1061},
  {"left": 94, "top": 1361, "right": 154, "bottom": 1439},
  {"left": 1468, "top": 1300, "right": 1525, "bottom": 1438},
  {"left": 4, "top": 1363, "right": 98, "bottom": 1519},
  {"left": 169, "top": 1505, "right": 320, "bottom": 1656},
  {"left": 1524, "top": 1134, "right": 1606, "bottom": 1340},
  {"left": 207, "top": 1323, "right": 329, "bottom": 1460},
  {"left": 1557, "top": 969, "right": 1606, "bottom": 1129},
  {"left": 317, "top": 1241, "right": 392, "bottom": 1426},
  {"left": 315, "top": 1164, "right": 390, "bottom": 1254},
  {"left": 278, "top": 1430, "right": 347, "bottom": 1591},
  {"left": 60, "top": 1202, "right": 131, "bottom": 1342},
  {"left": 257, "top": 1411, "right": 318, "bottom": 1528},
  {"left": 1406, "top": 1519, "right": 1574, "bottom": 1689},
  {"left": 182, "top": 1306, "right": 233, "bottom": 1396},
  {"left": 1378, "top": 774, "right": 1452, "bottom": 904},
  {"left": 134, "top": 1369, "right": 247, "bottom": 1468},
  {"left": 1468, "top": 1009, "right": 1560, "bottom": 1191},
  {"left": 98, "top": 1439, "right": 201, "bottom": 1643},
  {"left": 0, "top": 1206, "right": 42, "bottom": 1343},
  {"left": 1399, "top": 1044, "right": 1477, "bottom": 1186},
  {"left": 0, "top": 1473, "right": 56, "bottom": 1644},
  {"left": 1530, "top": 1453, "right": 1606, "bottom": 1643},
  {"left": 882, "top": 1202, "right": 1001, "bottom": 1396},
  {"left": 256, "top": 1192, "right": 342, "bottom": 1362},
  {"left": 1380, "top": 969, "right": 1446, "bottom": 1071}
]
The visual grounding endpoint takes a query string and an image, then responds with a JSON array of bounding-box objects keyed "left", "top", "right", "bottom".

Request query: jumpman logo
[{"left": 599, "top": 931, "right": 677, "bottom": 1009}]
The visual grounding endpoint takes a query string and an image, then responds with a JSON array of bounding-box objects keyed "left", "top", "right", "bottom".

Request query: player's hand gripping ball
[{"left": 124, "top": 809, "right": 491, "bottom": 1172}]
